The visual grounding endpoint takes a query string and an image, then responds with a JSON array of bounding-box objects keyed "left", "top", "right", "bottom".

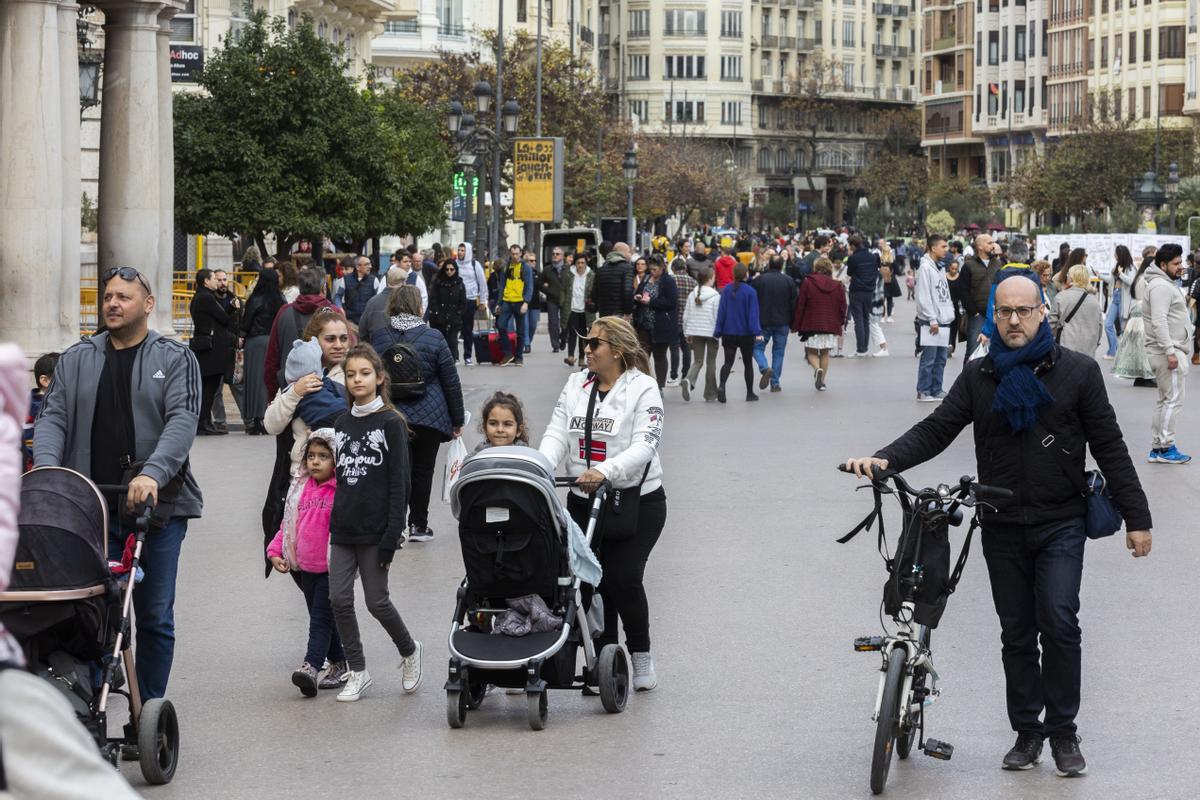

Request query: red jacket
[
  {"left": 713, "top": 255, "right": 737, "bottom": 290},
  {"left": 791, "top": 273, "right": 848, "bottom": 335}
]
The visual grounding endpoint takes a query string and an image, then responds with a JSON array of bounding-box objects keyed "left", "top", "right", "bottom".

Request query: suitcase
[
  {"left": 471, "top": 309, "right": 518, "bottom": 363},
  {"left": 486, "top": 331, "right": 519, "bottom": 362},
  {"left": 473, "top": 330, "right": 494, "bottom": 363}
]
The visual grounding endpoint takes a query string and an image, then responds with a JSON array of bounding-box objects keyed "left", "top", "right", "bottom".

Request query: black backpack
[{"left": 377, "top": 329, "right": 427, "bottom": 403}]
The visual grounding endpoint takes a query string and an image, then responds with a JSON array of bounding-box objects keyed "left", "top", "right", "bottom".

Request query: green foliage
[
  {"left": 81, "top": 192, "right": 97, "bottom": 233},
  {"left": 174, "top": 12, "right": 452, "bottom": 255},
  {"left": 925, "top": 209, "right": 956, "bottom": 236}
]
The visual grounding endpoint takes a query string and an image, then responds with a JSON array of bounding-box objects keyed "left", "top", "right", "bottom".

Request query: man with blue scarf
[{"left": 845, "top": 272, "right": 1153, "bottom": 779}]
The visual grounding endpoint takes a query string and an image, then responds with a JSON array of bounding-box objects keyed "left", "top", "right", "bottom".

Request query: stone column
[
  {"left": 156, "top": 4, "right": 177, "bottom": 335},
  {"left": 96, "top": 0, "right": 165, "bottom": 328},
  {"left": 0, "top": 0, "right": 66, "bottom": 356},
  {"left": 58, "top": 1, "right": 82, "bottom": 342}
]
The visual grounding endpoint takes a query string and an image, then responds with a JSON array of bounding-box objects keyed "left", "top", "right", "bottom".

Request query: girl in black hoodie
[{"left": 327, "top": 344, "right": 422, "bottom": 702}]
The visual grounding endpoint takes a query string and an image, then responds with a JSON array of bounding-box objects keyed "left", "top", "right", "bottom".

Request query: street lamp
[
  {"left": 77, "top": 6, "right": 101, "bottom": 117},
  {"left": 1132, "top": 170, "right": 1167, "bottom": 233},
  {"left": 623, "top": 149, "right": 638, "bottom": 246},
  {"left": 447, "top": 89, "right": 519, "bottom": 266},
  {"left": 474, "top": 80, "right": 492, "bottom": 115},
  {"left": 1166, "top": 161, "right": 1180, "bottom": 234}
]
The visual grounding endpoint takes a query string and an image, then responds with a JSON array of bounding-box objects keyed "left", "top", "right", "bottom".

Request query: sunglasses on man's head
[{"left": 103, "top": 266, "right": 153, "bottom": 295}]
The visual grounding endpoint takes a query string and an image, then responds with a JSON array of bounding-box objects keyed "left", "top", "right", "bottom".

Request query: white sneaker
[
  {"left": 401, "top": 641, "right": 423, "bottom": 694},
  {"left": 336, "top": 669, "right": 372, "bottom": 702},
  {"left": 873, "top": 349, "right": 890, "bottom": 358},
  {"left": 631, "top": 652, "right": 657, "bottom": 692},
  {"left": 666, "top": 377, "right": 680, "bottom": 387}
]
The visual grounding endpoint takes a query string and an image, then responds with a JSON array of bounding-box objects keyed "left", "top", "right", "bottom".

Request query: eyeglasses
[
  {"left": 581, "top": 335, "right": 610, "bottom": 351},
  {"left": 103, "top": 267, "right": 153, "bottom": 295},
  {"left": 994, "top": 305, "right": 1039, "bottom": 320}
]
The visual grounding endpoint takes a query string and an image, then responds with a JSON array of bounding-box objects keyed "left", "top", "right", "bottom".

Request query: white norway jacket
[{"left": 539, "top": 368, "right": 664, "bottom": 498}]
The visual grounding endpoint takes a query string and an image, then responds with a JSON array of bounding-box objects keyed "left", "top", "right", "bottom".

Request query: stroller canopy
[
  {"left": 11, "top": 468, "right": 110, "bottom": 591},
  {"left": 450, "top": 446, "right": 565, "bottom": 525}
]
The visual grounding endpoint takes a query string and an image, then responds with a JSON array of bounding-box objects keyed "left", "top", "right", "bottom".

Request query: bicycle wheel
[
  {"left": 870, "top": 647, "right": 907, "bottom": 795},
  {"left": 898, "top": 630, "right": 931, "bottom": 760}
]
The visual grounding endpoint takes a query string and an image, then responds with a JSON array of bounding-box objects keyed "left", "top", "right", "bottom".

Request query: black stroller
[
  {"left": 445, "top": 446, "right": 629, "bottom": 730},
  {"left": 0, "top": 467, "right": 180, "bottom": 784}
]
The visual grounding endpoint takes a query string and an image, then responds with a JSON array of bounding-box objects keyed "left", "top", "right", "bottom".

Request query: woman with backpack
[
  {"left": 427, "top": 258, "right": 467, "bottom": 362},
  {"left": 369, "top": 285, "right": 465, "bottom": 543}
]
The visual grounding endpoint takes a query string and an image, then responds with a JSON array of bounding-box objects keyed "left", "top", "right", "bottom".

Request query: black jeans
[
  {"left": 459, "top": 298, "right": 478, "bottom": 359},
  {"left": 199, "top": 373, "right": 223, "bottom": 428},
  {"left": 408, "top": 424, "right": 443, "bottom": 529},
  {"left": 546, "top": 300, "right": 564, "bottom": 350},
  {"left": 669, "top": 327, "right": 692, "bottom": 380},
  {"left": 848, "top": 290, "right": 873, "bottom": 354},
  {"left": 982, "top": 517, "right": 1086, "bottom": 739},
  {"left": 565, "top": 311, "right": 588, "bottom": 357},
  {"left": 568, "top": 488, "right": 667, "bottom": 653},
  {"left": 433, "top": 323, "right": 459, "bottom": 362},
  {"left": 650, "top": 342, "right": 669, "bottom": 388},
  {"left": 291, "top": 570, "right": 346, "bottom": 668},
  {"left": 719, "top": 335, "right": 756, "bottom": 394}
]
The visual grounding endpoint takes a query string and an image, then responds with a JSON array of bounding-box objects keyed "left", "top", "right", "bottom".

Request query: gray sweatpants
[
  {"left": 1148, "top": 354, "right": 1188, "bottom": 450},
  {"left": 329, "top": 543, "right": 415, "bottom": 672}
]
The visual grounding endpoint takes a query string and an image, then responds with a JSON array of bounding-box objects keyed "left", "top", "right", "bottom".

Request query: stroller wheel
[
  {"left": 527, "top": 690, "right": 548, "bottom": 731},
  {"left": 446, "top": 690, "right": 467, "bottom": 729},
  {"left": 597, "top": 645, "right": 629, "bottom": 714},
  {"left": 137, "top": 698, "right": 179, "bottom": 785}
]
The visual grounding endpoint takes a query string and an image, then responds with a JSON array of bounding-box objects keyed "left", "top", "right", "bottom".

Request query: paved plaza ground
[{"left": 121, "top": 303, "right": 1197, "bottom": 799}]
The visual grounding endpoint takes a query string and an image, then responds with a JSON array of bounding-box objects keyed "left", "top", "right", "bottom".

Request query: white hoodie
[
  {"left": 682, "top": 285, "right": 721, "bottom": 337},
  {"left": 539, "top": 369, "right": 664, "bottom": 498}
]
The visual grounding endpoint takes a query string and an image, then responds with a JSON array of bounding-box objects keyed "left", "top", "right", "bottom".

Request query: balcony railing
[
  {"left": 872, "top": 44, "right": 909, "bottom": 57},
  {"left": 932, "top": 35, "right": 955, "bottom": 51},
  {"left": 664, "top": 27, "right": 706, "bottom": 37},
  {"left": 627, "top": 29, "right": 649, "bottom": 39},
  {"left": 599, "top": 33, "right": 610, "bottom": 47},
  {"left": 797, "top": 37, "right": 815, "bottom": 49},
  {"left": 1013, "top": 112, "right": 1025, "bottom": 126},
  {"left": 438, "top": 23, "right": 464, "bottom": 38},
  {"left": 721, "top": 28, "right": 743, "bottom": 38},
  {"left": 797, "top": 0, "right": 814, "bottom": 7},
  {"left": 605, "top": 76, "right": 619, "bottom": 91},
  {"left": 762, "top": 0, "right": 778, "bottom": 5},
  {"left": 580, "top": 25, "right": 594, "bottom": 45},
  {"left": 762, "top": 34, "right": 779, "bottom": 48},
  {"left": 779, "top": 36, "right": 797, "bottom": 49}
]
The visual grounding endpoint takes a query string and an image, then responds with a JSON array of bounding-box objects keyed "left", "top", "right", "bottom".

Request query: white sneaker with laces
[
  {"left": 336, "top": 669, "right": 372, "bottom": 702},
  {"left": 631, "top": 651, "right": 657, "bottom": 692},
  {"left": 401, "top": 641, "right": 423, "bottom": 693}
]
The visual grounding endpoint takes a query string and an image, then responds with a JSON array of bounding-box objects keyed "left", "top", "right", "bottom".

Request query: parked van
[{"left": 540, "top": 227, "right": 602, "bottom": 268}]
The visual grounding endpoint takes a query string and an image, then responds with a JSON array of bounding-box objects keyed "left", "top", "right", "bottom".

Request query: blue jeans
[
  {"left": 496, "top": 301, "right": 525, "bottom": 361},
  {"left": 1103, "top": 287, "right": 1122, "bottom": 357},
  {"left": 982, "top": 517, "right": 1086, "bottom": 738},
  {"left": 107, "top": 516, "right": 187, "bottom": 700},
  {"left": 917, "top": 345, "right": 948, "bottom": 396},
  {"left": 752, "top": 325, "right": 790, "bottom": 387},
  {"left": 293, "top": 571, "right": 345, "bottom": 668},
  {"left": 523, "top": 307, "right": 541, "bottom": 349}
]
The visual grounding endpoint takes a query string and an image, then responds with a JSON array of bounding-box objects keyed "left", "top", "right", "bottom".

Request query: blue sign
[{"left": 451, "top": 195, "right": 467, "bottom": 222}]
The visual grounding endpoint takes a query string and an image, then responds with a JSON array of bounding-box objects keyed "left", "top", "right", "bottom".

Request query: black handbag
[
  {"left": 1035, "top": 422, "right": 1123, "bottom": 540},
  {"left": 584, "top": 377, "right": 650, "bottom": 542},
  {"left": 188, "top": 334, "right": 213, "bottom": 352}
]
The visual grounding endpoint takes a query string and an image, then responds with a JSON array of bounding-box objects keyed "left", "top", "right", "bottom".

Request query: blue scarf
[
  {"left": 989, "top": 320, "right": 1055, "bottom": 433},
  {"left": 297, "top": 377, "right": 346, "bottom": 429}
]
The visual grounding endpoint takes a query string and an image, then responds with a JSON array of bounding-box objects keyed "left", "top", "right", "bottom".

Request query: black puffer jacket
[
  {"left": 876, "top": 347, "right": 1152, "bottom": 530},
  {"left": 593, "top": 255, "right": 635, "bottom": 317}
]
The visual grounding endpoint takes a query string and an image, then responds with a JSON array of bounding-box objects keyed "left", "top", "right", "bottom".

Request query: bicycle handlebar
[{"left": 836, "top": 463, "right": 1013, "bottom": 502}]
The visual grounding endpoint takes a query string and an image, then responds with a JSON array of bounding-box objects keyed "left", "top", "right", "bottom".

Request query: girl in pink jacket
[{"left": 266, "top": 428, "right": 347, "bottom": 697}]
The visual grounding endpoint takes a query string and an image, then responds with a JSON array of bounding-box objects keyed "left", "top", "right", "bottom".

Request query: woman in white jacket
[
  {"left": 538, "top": 316, "right": 667, "bottom": 692},
  {"left": 680, "top": 266, "right": 721, "bottom": 402}
]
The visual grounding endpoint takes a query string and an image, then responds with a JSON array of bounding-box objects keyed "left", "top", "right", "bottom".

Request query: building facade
[{"left": 598, "top": 0, "right": 923, "bottom": 225}]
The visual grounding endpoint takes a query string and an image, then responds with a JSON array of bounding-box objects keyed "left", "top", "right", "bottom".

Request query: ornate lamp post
[
  {"left": 1132, "top": 170, "right": 1167, "bottom": 234},
  {"left": 77, "top": 6, "right": 102, "bottom": 118},
  {"left": 1166, "top": 162, "right": 1180, "bottom": 235},
  {"left": 448, "top": 83, "right": 519, "bottom": 264}
]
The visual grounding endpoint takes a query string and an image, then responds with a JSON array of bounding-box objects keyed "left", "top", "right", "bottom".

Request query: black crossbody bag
[{"left": 585, "top": 377, "right": 650, "bottom": 542}]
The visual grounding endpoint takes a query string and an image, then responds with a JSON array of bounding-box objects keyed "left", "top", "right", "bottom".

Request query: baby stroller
[
  {"left": 446, "top": 446, "right": 628, "bottom": 730},
  {"left": 0, "top": 467, "right": 180, "bottom": 784}
]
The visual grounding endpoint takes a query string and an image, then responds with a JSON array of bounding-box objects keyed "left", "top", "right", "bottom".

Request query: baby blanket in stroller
[
  {"left": 565, "top": 515, "right": 602, "bottom": 587},
  {"left": 493, "top": 594, "right": 563, "bottom": 637}
]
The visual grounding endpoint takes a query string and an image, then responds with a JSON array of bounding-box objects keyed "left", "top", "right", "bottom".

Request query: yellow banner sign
[{"left": 513, "top": 138, "right": 562, "bottom": 223}]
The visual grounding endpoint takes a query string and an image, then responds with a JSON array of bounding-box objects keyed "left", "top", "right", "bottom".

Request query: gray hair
[
  {"left": 1007, "top": 239, "right": 1030, "bottom": 263},
  {"left": 298, "top": 268, "right": 325, "bottom": 295}
]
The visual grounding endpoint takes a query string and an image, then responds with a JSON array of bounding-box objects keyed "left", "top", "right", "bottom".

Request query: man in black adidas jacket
[{"left": 845, "top": 274, "right": 1152, "bottom": 779}]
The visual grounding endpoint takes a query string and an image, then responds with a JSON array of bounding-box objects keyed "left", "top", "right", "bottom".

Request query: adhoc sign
[
  {"left": 170, "top": 45, "right": 204, "bottom": 83},
  {"left": 512, "top": 137, "right": 564, "bottom": 223}
]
